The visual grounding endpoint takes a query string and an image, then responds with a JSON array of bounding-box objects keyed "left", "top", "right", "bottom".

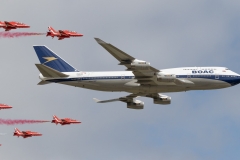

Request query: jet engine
[
  {"left": 153, "top": 95, "right": 171, "bottom": 105},
  {"left": 127, "top": 99, "right": 144, "bottom": 109},
  {"left": 130, "top": 59, "right": 150, "bottom": 70},
  {"left": 156, "top": 72, "right": 176, "bottom": 82}
]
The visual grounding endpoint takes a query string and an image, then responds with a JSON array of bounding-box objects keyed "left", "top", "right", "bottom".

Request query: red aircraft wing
[
  {"left": 58, "top": 37, "right": 65, "bottom": 40},
  {"left": 4, "top": 21, "right": 16, "bottom": 28},
  {"left": 59, "top": 30, "right": 69, "bottom": 37},
  {"left": 0, "top": 104, "right": 12, "bottom": 110}
]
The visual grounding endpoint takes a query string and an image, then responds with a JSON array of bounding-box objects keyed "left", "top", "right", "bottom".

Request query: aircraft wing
[
  {"left": 58, "top": 37, "right": 65, "bottom": 40},
  {"left": 59, "top": 30, "right": 68, "bottom": 36},
  {"left": 94, "top": 94, "right": 138, "bottom": 103},
  {"left": 22, "top": 131, "right": 30, "bottom": 136},
  {"left": 4, "top": 21, "right": 14, "bottom": 27},
  {"left": 93, "top": 94, "right": 145, "bottom": 109},
  {"left": 95, "top": 38, "right": 160, "bottom": 85},
  {"left": 94, "top": 93, "right": 170, "bottom": 102},
  {"left": 94, "top": 93, "right": 172, "bottom": 106}
]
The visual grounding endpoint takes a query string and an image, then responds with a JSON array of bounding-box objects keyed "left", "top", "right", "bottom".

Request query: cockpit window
[{"left": 225, "top": 68, "right": 229, "bottom": 70}]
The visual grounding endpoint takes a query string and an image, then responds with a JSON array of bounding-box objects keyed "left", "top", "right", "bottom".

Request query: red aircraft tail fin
[
  {"left": 14, "top": 128, "right": 22, "bottom": 136},
  {"left": 53, "top": 115, "right": 61, "bottom": 124},
  {"left": 48, "top": 26, "right": 58, "bottom": 34},
  {"left": 15, "top": 128, "right": 21, "bottom": 133}
]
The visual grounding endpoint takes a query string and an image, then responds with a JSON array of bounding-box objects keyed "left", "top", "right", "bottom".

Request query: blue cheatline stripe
[{"left": 45, "top": 74, "right": 240, "bottom": 86}]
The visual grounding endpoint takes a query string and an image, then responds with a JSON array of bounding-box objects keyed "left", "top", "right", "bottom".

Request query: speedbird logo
[{"left": 42, "top": 57, "right": 58, "bottom": 64}]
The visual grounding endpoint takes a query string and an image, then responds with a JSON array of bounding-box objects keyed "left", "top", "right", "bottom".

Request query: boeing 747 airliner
[{"left": 33, "top": 38, "right": 240, "bottom": 109}]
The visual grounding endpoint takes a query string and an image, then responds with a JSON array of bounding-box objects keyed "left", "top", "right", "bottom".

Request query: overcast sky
[{"left": 1, "top": 0, "right": 240, "bottom": 159}]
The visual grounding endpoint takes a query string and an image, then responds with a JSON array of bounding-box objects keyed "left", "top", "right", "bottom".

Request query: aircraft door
[
  {"left": 187, "top": 74, "right": 191, "bottom": 79},
  {"left": 215, "top": 75, "right": 219, "bottom": 79}
]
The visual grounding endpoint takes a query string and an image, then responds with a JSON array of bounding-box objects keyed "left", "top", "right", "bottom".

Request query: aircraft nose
[{"left": 231, "top": 76, "right": 240, "bottom": 86}]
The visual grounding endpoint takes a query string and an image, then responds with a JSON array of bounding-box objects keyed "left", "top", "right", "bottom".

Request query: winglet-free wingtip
[
  {"left": 93, "top": 98, "right": 101, "bottom": 103},
  {"left": 94, "top": 38, "right": 106, "bottom": 44}
]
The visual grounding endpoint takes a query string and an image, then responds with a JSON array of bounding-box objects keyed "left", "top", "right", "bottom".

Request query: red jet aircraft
[
  {"left": 0, "top": 104, "right": 12, "bottom": 110},
  {"left": 46, "top": 26, "right": 83, "bottom": 40},
  {"left": 13, "top": 128, "right": 42, "bottom": 138},
  {"left": 51, "top": 115, "right": 81, "bottom": 125},
  {"left": 0, "top": 21, "right": 30, "bottom": 31}
]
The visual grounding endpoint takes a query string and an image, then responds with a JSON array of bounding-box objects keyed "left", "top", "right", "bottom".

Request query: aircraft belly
[
  {"left": 95, "top": 79, "right": 126, "bottom": 86},
  {"left": 54, "top": 78, "right": 231, "bottom": 93},
  {"left": 60, "top": 81, "right": 124, "bottom": 92},
  {"left": 124, "top": 85, "right": 185, "bottom": 93}
]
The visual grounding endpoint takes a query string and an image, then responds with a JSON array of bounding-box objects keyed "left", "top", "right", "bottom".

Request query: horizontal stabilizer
[
  {"left": 37, "top": 81, "right": 50, "bottom": 85},
  {"left": 93, "top": 98, "right": 120, "bottom": 103},
  {"left": 35, "top": 64, "right": 69, "bottom": 78}
]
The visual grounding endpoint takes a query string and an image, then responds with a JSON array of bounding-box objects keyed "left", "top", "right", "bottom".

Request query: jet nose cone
[
  {"left": 76, "top": 33, "right": 83, "bottom": 36},
  {"left": 230, "top": 75, "right": 240, "bottom": 86}
]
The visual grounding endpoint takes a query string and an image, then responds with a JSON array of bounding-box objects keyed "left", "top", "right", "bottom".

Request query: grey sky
[{"left": 1, "top": 0, "right": 240, "bottom": 159}]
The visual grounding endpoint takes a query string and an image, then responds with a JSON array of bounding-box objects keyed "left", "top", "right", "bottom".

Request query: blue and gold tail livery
[{"left": 33, "top": 46, "right": 79, "bottom": 72}]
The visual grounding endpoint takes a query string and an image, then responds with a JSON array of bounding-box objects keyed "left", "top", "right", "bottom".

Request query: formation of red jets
[
  {"left": 0, "top": 21, "right": 83, "bottom": 40},
  {"left": 0, "top": 104, "right": 81, "bottom": 144},
  {"left": 0, "top": 20, "right": 83, "bottom": 146}
]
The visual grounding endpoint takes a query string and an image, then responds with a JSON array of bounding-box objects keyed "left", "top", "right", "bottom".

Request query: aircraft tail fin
[
  {"left": 33, "top": 46, "right": 79, "bottom": 72},
  {"left": 14, "top": 128, "right": 22, "bottom": 134},
  {"left": 48, "top": 26, "right": 57, "bottom": 33},
  {"left": 53, "top": 115, "right": 61, "bottom": 124}
]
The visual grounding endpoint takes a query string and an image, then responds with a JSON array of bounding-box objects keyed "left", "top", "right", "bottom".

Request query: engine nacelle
[
  {"left": 157, "top": 72, "right": 176, "bottom": 82},
  {"left": 153, "top": 95, "right": 171, "bottom": 105},
  {"left": 127, "top": 100, "right": 144, "bottom": 109},
  {"left": 130, "top": 59, "right": 150, "bottom": 70}
]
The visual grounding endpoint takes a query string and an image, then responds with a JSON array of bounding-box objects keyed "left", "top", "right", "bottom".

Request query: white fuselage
[{"left": 40, "top": 67, "right": 240, "bottom": 94}]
